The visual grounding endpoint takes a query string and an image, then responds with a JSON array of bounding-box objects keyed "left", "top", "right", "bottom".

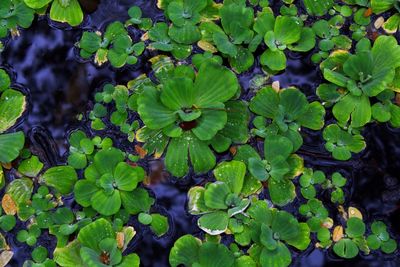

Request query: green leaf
[
  {"left": 260, "top": 224, "right": 278, "bottom": 250},
  {"left": 49, "top": 0, "right": 83, "bottom": 26},
  {"left": 192, "top": 103, "right": 227, "bottom": 141},
  {"left": 372, "top": 103, "right": 391, "bottom": 122},
  {"left": 198, "top": 242, "right": 235, "bottom": 267},
  {"left": 248, "top": 158, "right": 268, "bottom": 181},
  {"left": 160, "top": 77, "right": 195, "bottom": 111},
  {"left": 371, "top": 0, "right": 396, "bottom": 14},
  {"left": 229, "top": 47, "right": 254, "bottom": 73},
  {"left": 79, "top": 32, "right": 101, "bottom": 54},
  {"left": 367, "top": 235, "right": 381, "bottom": 250},
  {"left": 0, "top": 132, "right": 25, "bottom": 163},
  {"left": 331, "top": 172, "right": 347, "bottom": 187},
  {"left": 213, "top": 31, "right": 238, "bottom": 57},
  {"left": 381, "top": 239, "right": 397, "bottom": 254},
  {"left": 272, "top": 211, "right": 300, "bottom": 241},
  {"left": 165, "top": 134, "right": 189, "bottom": 177},
  {"left": 264, "top": 135, "right": 293, "bottom": 161},
  {"left": 78, "top": 218, "right": 115, "bottom": 250},
  {"left": 0, "top": 89, "right": 26, "bottom": 133},
  {"left": 80, "top": 247, "right": 108, "bottom": 266},
  {"left": 268, "top": 180, "right": 296, "bottom": 206},
  {"left": 333, "top": 94, "right": 371, "bottom": 128},
  {"left": 138, "top": 87, "right": 177, "bottom": 130},
  {"left": 24, "top": 0, "right": 52, "bottom": 9},
  {"left": 333, "top": 239, "right": 359, "bottom": 259},
  {"left": 42, "top": 166, "right": 77, "bottom": 195},
  {"left": 286, "top": 223, "right": 311, "bottom": 250},
  {"left": 204, "top": 182, "right": 230, "bottom": 210},
  {"left": 274, "top": 16, "right": 302, "bottom": 45},
  {"left": 114, "top": 163, "right": 144, "bottom": 191},
  {"left": 198, "top": 211, "right": 229, "bottom": 235},
  {"left": 303, "top": 0, "right": 333, "bottom": 16},
  {"left": 168, "top": 24, "right": 201, "bottom": 45},
  {"left": 169, "top": 235, "right": 201, "bottom": 267},
  {"left": 117, "top": 253, "right": 140, "bottom": 267},
  {"left": 0, "top": 70, "right": 11, "bottom": 92},
  {"left": 149, "top": 213, "right": 169, "bottom": 237},
  {"left": 288, "top": 27, "right": 316, "bottom": 52},
  {"left": 346, "top": 218, "right": 365, "bottom": 238},
  {"left": 259, "top": 242, "right": 292, "bottom": 267},
  {"left": 323, "top": 69, "right": 350, "bottom": 87},
  {"left": 91, "top": 190, "right": 121, "bottom": 216},
  {"left": 138, "top": 213, "right": 153, "bottom": 225},
  {"left": 54, "top": 240, "right": 84, "bottom": 266},
  {"left": 371, "top": 36, "right": 400, "bottom": 71},
  {"left": 193, "top": 61, "right": 238, "bottom": 107},
  {"left": 188, "top": 187, "right": 210, "bottom": 214},
  {"left": 260, "top": 49, "right": 287, "bottom": 71},
  {"left": 73, "top": 180, "right": 98, "bottom": 207},
  {"left": 297, "top": 102, "right": 325, "bottom": 130},
  {"left": 188, "top": 133, "right": 216, "bottom": 174},
  {"left": 213, "top": 161, "right": 246, "bottom": 194},
  {"left": 249, "top": 87, "right": 279, "bottom": 119},
  {"left": 120, "top": 188, "right": 154, "bottom": 214},
  {"left": 383, "top": 13, "right": 400, "bottom": 33}
]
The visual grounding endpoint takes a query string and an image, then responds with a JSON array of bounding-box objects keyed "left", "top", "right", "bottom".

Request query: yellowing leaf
[{"left": 1, "top": 194, "right": 17, "bottom": 215}]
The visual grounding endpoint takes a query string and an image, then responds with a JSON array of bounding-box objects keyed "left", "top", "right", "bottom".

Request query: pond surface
[{"left": 1, "top": 0, "right": 400, "bottom": 266}]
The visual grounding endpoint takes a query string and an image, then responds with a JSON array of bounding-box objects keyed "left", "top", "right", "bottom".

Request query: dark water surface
[{"left": 1, "top": 1, "right": 400, "bottom": 266}]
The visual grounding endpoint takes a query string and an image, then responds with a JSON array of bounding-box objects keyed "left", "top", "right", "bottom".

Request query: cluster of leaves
[
  {"left": 0, "top": 0, "right": 85, "bottom": 40},
  {"left": 2, "top": 1, "right": 400, "bottom": 266},
  {"left": 0, "top": 69, "right": 26, "bottom": 165},
  {"left": 172, "top": 200, "right": 311, "bottom": 267},
  {"left": 88, "top": 83, "right": 141, "bottom": 141},
  {"left": 23, "top": 0, "right": 83, "bottom": 26},
  {"left": 54, "top": 218, "right": 140, "bottom": 266},
  {"left": 319, "top": 36, "right": 400, "bottom": 159},
  {"left": 136, "top": 60, "right": 249, "bottom": 177},
  {"left": 0, "top": 0, "right": 34, "bottom": 38},
  {"left": 78, "top": 20, "right": 145, "bottom": 68}
]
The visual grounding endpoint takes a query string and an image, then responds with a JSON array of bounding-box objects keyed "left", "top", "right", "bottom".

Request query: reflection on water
[{"left": 0, "top": 0, "right": 399, "bottom": 266}]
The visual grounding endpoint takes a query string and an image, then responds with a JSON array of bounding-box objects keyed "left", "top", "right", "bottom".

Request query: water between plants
[{"left": 1, "top": 0, "right": 400, "bottom": 266}]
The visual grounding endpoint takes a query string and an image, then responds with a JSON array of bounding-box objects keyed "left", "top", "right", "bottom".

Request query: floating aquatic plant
[
  {"left": 73, "top": 147, "right": 146, "bottom": 216},
  {"left": 78, "top": 21, "right": 145, "bottom": 68},
  {"left": 0, "top": 1, "right": 399, "bottom": 266},
  {"left": 137, "top": 61, "right": 247, "bottom": 177},
  {"left": 0, "top": 0, "right": 34, "bottom": 38}
]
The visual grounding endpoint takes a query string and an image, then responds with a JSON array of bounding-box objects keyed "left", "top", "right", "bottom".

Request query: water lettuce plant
[
  {"left": 203, "top": 1, "right": 256, "bottom": 73},
  {"left": 1, "top": 1, "right": 400, "bottom": 266},
  {"left": 54, "top": 218, "right": 140, "bottom": 266},
  {"left": 165, "top": 0, "right": 210, "bottom": 45},
  {"left": 0, "top": 0, "right": 34, "bottom": 38},
  {"left": 257, "top": 12, "right": 316, "bottom": 71},
  {"left": 169, "top": 235, "right": 238, "bottom": 267},
  {"left": 73, "top": 147, "right": 146, "bottom": 216},
  {"left": 311, "top": 19, "right": 352, "bottom": 63},
  {"left": 245, "top": 200, "right": 310, "bottom": 267},
  {"left": 367, "top": 221, "right": 397, "bottom": 253},
  {"left": 250, "top": 86, "right": 325, "bottom": 152},
  {"left": 320, "top": 36, "right": 400, "bottom": 128},
  {"left": 78, "top": 21, "right": 145, "bottom": 68},
  {"left": 187, "top": 160, "right": 261, "bottom": 235},
  {"left": 24, "top": 0, "right": 83, "bottom": 26},
  {"left": 147, "top": 22, "right": 193, "bottom": 60},
  {"left": 137, "top": 61, "right": 247, "bottom": 177}
]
